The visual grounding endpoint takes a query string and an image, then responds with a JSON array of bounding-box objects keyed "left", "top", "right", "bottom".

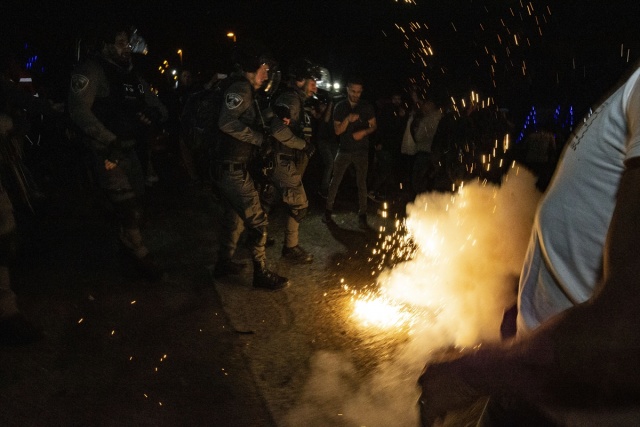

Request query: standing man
[
  {"left": 323, "top": 77, "right": 377, "bottom": 230},
  {"left": 212, "top": 41, "right": 288, "bottom": 290},
  {"left": 68, "top": 23, "right": 167, "bottom": 281},
  {"left": 312, "top": 92, "right": 336, "bottom": 199},
  {"left": 0, "top": 68, "right": 63, "bottom": 343},
  {"left": 410, "top": 95, "right": 442, "bottom": 194},
  {"left": 0, "top": 114, "right": 41, "bottom": 345},
  {"left": 369, "top": 92, "right": 408, "bottom": 201},
  {"left": 419, "top": 61, "right": 640, "bottom": 425},
  {"left": 269, "top": 58, "right": 319, "bottom": 264}
]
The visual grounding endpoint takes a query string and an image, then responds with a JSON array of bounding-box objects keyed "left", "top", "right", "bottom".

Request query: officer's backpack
[{"left": 180, "top": 81, "right": 226, "bottom": 155}]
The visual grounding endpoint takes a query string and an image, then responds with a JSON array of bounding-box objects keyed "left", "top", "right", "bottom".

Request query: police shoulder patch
[
  {"left": 225, "top": 93, "right": 243, "bottom": 110},
  {"left": 71, "top": 74, "right": 90, "bottom": 93}
]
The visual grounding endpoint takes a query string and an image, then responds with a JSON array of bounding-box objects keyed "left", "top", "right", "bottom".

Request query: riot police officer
[
  {"left": 212, "top": 41, "right": 288, "bottom": 290},
  {"left": 268, "top": 58, "right": 319, "bottom": 264},
  {"left": 0, "top": 70, "right": 60, "bottom": 343},
  {"left": 68, "top": 23, "right": 167, "bottom": 280},
  {"left": 0, "top": 113, "right": 41, "bottom": 345}
]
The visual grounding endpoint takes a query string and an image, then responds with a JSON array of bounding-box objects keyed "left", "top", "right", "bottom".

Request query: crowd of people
[
  {"left": 3, "top": 19, "right": 638, "bottom": 426},
  {"left": 0, "top": 22, "right": 565, "bottom": 337}
]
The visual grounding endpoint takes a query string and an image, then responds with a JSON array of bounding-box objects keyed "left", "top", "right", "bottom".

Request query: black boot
[
  {"left": 282, "top": 245, "right": 314, "bottom": 264},
  {"left": 358, "top": 214, "right": 371, "bottom": 230},
  {"left": 322, "top": 209, "right": 335, "bottom": 225},
  {"left": 253, "top": 261, "right": 288, "bottom": 290},
  {"left": 214, "top": 259, "right": 247, "bottom": 278}
]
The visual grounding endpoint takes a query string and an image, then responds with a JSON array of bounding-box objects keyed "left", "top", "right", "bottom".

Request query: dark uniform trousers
[
  {"left": 92, "top": 147, "right": 148, "bottom": 259},
  {"left": 271, "top": 153, "right": 308, "bottom": 248},
  {"left": 214, "top": 162, "right": 268, "bottom": 263}
]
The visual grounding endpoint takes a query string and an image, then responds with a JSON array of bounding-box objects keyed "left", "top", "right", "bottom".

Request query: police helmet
[
  {"left": 93, "top": 19, "right": 132, "bottom": 47},
  {"left": 86, "top": 20, "right": 148, "bottom": 55},
  {"left": 288, "top": 58, "right": 322, "bottom": 82},
  {"left": 232, "top": 39, "right": 276, "bottom": 73}
]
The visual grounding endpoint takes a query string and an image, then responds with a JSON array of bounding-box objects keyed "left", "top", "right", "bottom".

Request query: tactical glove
[
  {"left": 302, "top": 141, "right": 316, "bottom": 158},
  {"left": 139, "top": 107, "right": 163, "bottom": 126},
  {"left": 106, "top": 138, "right": 125, "bottom": 164}
]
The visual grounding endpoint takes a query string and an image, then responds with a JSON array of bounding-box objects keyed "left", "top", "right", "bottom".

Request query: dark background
[{"left": 2, "top": 0, "right": 639, "bottom": 121}]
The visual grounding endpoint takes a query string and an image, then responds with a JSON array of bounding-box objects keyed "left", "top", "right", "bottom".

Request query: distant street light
[
  {"left": 177, "top": 49, "right": 183, "bottom": 65},
  {"left": 226, "top": 32, "right": 236, "bottom": 43}
]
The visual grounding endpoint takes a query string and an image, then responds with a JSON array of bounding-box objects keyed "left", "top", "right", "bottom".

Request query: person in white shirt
[{"left": 419, "top": 60, "right": 640, "bottom": 426}]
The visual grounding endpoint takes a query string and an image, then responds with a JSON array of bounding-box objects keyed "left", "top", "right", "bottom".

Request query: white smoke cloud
[{"left": 285, "top": 166, "right": 541, "bottom": 427}]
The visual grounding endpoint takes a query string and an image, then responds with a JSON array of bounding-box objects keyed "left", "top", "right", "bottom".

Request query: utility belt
[
  {"left": 215, "top": 161, "right": 246, "bottom": 172},
  {"left": 277, "top": 153, "right": 296, "bottom": 162}
]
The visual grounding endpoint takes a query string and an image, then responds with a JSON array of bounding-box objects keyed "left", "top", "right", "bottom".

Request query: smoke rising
[{"left": 285, "top": 166, "right": 541, "bottom": 427}]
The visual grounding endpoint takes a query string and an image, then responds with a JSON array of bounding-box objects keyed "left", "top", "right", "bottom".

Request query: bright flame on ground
[
  {"left": 352, "top": 294, "right": 415, "bottom": 329},
  {"left": 349, "top": 167, "right": 542, "bottom": 347}
]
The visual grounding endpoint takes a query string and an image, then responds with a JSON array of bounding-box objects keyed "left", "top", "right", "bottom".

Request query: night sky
[{"left": 2, "top": 0, "right": 639, "bottom": 119}]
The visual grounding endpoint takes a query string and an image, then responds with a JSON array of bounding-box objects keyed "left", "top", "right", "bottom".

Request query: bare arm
[
  {"left": 334, "top": 116, "right": 351, "bottom": 136},
  {"left": 352, "top": 116, "right": 377, "bottom": 141},
  {"left": 419, "top": 87, "right": 640, "bottom": 423}
]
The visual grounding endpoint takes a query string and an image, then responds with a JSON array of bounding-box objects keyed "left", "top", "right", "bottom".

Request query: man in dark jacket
[{"left": 68, "top": 23, "right": 167, "bottom": 280}]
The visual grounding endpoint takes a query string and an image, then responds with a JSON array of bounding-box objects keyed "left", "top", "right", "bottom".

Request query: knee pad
[
  {"left": 289, "top": 207, "right": 308, "bottom": 223},
  {"left": 247, "top": 226, "right": 267, "bottom": 248},
  {"left": 113, "top": 198, "right": 143, "bottom": 229}
]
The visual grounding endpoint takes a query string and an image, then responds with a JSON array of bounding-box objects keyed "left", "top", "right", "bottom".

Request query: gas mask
[
  {"left": 129, "top": 28, "right": 148, "bottom": 55},
  {"left": 262, "top": 68, "right": 281, "bottom": 96}
]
